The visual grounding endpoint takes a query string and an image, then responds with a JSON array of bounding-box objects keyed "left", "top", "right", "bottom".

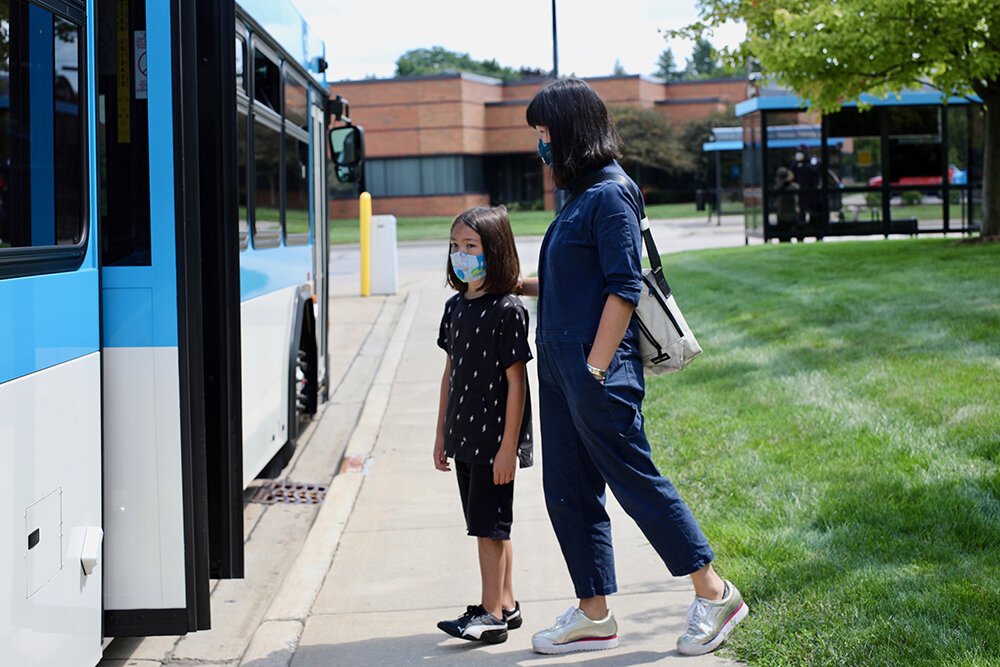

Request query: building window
[
  {"left": 364, "top": 156, "right": 486, "bottom": 198},
  {"left": 0, "top": 2, "right": 86, "bottom": 257}
]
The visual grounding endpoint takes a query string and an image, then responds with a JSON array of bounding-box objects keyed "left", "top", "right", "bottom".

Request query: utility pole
[{"left": 551, "top": 0, "right": 559, "bottom": 78}]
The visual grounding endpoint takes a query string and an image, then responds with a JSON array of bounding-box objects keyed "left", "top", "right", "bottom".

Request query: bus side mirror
[{"left": 329, "top": 125, "right": 365, "bottom": 184}]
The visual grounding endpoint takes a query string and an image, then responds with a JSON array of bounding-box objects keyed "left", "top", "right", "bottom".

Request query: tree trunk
[{"left": 980, "top": 86, "right": 1000, "bottom": 238}]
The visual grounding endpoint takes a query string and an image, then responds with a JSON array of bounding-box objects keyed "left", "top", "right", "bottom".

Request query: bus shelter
[{"left": 736, "top": 92, "right": 984, "bottom": 242}]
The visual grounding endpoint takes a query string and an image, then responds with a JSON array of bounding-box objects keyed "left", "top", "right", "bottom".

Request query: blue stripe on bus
[
  {"left": 0, "top": 268, "right": 100, "bottom": 384},
  {"left": 239, "top": 244, "right": 312, "bottom": 301}
]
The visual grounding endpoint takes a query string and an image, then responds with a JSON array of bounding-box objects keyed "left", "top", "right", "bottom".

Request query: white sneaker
[{"left": 531, "top": 607, "right": 619, "bottom": 654}]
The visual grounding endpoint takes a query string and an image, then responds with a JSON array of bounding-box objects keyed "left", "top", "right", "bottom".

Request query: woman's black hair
[
  {"left": 526, "top": 78, "right": 622, "bottom": 188},
  {"left": 446, "top": 206, "right": 521, "bottom": 295}
]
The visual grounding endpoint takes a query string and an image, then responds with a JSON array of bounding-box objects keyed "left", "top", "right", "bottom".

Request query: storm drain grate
[{"left": 252, "top": 481, "right": 327, "bottom": 505}]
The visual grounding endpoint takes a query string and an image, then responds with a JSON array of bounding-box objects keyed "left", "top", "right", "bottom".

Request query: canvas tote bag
[{"left": 565, "top": 172, "right": 702, "bottom": 374}]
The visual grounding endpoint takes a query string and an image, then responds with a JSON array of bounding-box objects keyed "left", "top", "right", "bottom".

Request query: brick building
[{"left": 328, "top": 73, "right": 748, "bottom": 219}]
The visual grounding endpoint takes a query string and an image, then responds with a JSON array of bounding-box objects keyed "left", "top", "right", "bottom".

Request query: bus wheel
[{"left": 293, "top": 316, "right": 318, "bottom": 436}]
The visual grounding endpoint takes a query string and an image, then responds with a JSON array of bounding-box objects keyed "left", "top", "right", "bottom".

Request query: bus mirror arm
[{"left": 328, "top": 94, "right": 351, "bottom": 124}]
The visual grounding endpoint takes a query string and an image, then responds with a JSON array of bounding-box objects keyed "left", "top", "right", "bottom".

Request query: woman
[{"left": 517, "top": 78, "right": 748, "bottom": 657}]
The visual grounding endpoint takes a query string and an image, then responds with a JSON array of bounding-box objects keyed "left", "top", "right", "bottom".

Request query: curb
[{"left": 240, "top": 291, "right": 421, "bottom": 666}]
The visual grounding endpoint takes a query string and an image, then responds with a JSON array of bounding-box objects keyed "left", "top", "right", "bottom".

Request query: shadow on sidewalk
[{"left": 244, "top": 633, "right": 676, "bottom": 666}]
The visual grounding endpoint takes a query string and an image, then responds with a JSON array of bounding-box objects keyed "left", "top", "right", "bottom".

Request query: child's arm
[
  {"left": 493, "top": 360, "right": 526, "bottom": 485},
  {"left": 434, "top": 356, "right": 451, "bottom": 472}
]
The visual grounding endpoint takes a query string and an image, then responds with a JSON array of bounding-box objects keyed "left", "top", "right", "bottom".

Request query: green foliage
[
  {"left": 681, "top": 1, "right": 1000, "bottom": 110},
  {"left": 645, "top": 239, "right": 1000, "bottom": 666},
  {"left": 654, "top": 48, "right": 682, "bottom": 80},
  {"left": 394, "top": 46, "right": 542, "bottom": 82},
  {"left": 901, "top": 190, "right": 924, "bottom": 206},
  {"left": 686, "top": 37, "right": 724, "bottom": 78},
  {"left": 611, "top": 105, "right": 694, "bottom": 174},
  {"left": 613, "top": 59, "right": 628, "bottom": 76}
]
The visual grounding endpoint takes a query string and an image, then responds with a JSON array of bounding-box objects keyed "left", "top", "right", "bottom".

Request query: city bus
[{"left": 0, "top": 0, "right": 363, "bottom": 664}]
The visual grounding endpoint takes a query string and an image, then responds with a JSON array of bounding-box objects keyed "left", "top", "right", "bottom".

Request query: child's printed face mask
[{"left": 450, "top": 251, "right": 487, "bottom": 283}]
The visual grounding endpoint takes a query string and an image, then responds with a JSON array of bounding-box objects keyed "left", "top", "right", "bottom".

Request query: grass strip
[
  {"left": 643, "top": 239, "right": 1000, "bottom": 666},
  {"left": 329, "top": 202, "right": 702, "bottom": 245}
]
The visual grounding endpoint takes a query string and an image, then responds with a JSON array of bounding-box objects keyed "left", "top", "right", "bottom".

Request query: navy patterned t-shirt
[{"left": 437, "top": 292, "right": 533, "bottom": 467}]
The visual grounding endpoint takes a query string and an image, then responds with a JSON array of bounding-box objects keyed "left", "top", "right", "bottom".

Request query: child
[{"left": 434, "top": 206, "right": 533, "bottom": 645}]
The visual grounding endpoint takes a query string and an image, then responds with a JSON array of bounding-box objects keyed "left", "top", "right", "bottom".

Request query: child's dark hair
[
  {"left": 447, "top": 206, "right": 520, "bottom": 295},
  {"left": 526, "top": 78, "right": 622, "bottom": 188}
]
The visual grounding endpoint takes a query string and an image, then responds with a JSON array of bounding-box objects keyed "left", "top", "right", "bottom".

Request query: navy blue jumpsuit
[{"left": 536, "top": 160, "right": 715, "bottom": 599}]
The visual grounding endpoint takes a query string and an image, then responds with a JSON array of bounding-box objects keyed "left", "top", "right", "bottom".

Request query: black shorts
[{"left": 455, "top": 459, "right": 514, "bottom": 541}]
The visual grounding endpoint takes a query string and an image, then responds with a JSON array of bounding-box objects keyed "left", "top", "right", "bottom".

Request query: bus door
[
  {"left": 311, "top": 100, "right": 330, "bottom": 399},
  {"left": 0, "top": 2, "right": 104, "bottom": 665},
  {"left": 97, "top": 0, "right": 243, "bottom": 638}
]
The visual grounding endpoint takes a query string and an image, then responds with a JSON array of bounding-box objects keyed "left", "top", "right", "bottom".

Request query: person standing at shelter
[
  {"left": 433, "top": 206, "right": 534, "bottom": 645},
  {"left": 517, "top": 78, "right": 748, "bottom": 657}
]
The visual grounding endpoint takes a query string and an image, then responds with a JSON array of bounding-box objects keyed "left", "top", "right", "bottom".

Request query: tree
[
  {"left": 681, "top": 0, "right": 1000, "bottom": 237},
  {"left": 686, "top": 37, "right": 723, "bottom": 78},
  {"left": 613, "top": 59, "right": 628, "bottom": 76},
  {"left": 612, "top": 106, "right": 693, "bottom": 182},
  {"left": 654, "top": 48, "right": 682, "bottom": 80},
  {"left": 394, "top": 46, "right": 534, "bottom": 82}
]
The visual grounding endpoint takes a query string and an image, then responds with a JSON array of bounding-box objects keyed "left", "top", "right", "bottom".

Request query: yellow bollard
[{"left": 359, "top": 192, "right": 372, "bottom": 297}]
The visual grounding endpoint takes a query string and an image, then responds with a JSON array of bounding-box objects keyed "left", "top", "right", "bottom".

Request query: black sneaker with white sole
[
  {"left": 437, "top": 605, "right": 508, "bottom": 644},
  {"left": 503, "top": 601, "right": 522, "bottom": 630}
]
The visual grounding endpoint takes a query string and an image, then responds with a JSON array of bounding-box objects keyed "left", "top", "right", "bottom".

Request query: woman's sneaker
[
  {"left": 531, "top": 607, "right": 619, "bottom": 654},
  {"left": 676, "top": 580, "right": 749, "bottom": 656},
  {"left": 503, "top": 601, "right": 523, "bottom": 629},
  {"left": 437, "top": 605, "right": 508, "bottom": 644}
]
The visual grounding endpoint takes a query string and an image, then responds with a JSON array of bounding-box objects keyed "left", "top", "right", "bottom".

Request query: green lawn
[
  {"left": 642, "top": 239, "right": 1000, "bottom": 666},
  {"left": 329, "top": 202, "right": 701, "bottom": 245}
]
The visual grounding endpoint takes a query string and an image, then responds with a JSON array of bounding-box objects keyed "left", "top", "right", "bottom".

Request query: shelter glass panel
[
  {"left": 888, "top": 187, "right": 945, "bottom": 233},
  {"left": 742, "top": 112, "right": 762, "bottom": 236},
  {"left": 827, "top": 108, "right": 883, "bottom": 188},
  {"left": 969, "top": 107, "right": 985, "bottom": 186}
]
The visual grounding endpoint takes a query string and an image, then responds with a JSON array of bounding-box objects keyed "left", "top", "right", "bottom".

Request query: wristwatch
[{"left": 586, "top": 363, "right": 607, "bottom": 384}]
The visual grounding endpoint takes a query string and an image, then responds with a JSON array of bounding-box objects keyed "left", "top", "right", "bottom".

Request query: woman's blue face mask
[
  {"left": 537, "top": 138, "right": 553, "bottom": 166},
  {"left": 450, "top": 251, "right": 487, "bottom": 283}
]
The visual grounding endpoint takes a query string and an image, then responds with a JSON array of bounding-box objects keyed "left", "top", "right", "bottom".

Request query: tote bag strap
[{"left": 565, "top": 172, "right": 672, "bottom": 298}]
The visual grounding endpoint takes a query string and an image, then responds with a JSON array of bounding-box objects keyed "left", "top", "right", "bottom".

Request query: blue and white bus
[{"left": 0, "top": 0, "right": 363, "bottom": 663}]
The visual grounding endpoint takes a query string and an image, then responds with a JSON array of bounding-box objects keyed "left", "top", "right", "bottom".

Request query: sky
[{"left": 289, "top": 0, "right": 746, "bottom": 82}]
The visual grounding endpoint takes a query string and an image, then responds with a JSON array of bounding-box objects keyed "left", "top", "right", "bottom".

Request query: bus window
[
  {"left": 237, "top": 110, "right": 249, "bottom": 249},
  {"left": 254, "top": 48, "right": 280, "bottom": 114},
  {"left": 252, "top": 119, "right": 281, "bottom": 248},
  {"left": 0, "top": 2, "right": 85, "bottom": 256},
  {"left": 236, "top": 36, "right": 247, "bottom": 95},
  {"left": 97, "top": 0, "right": 152, "bottom": 266},
  {"left": 284, "top": 75, "right": 308, "bottom": 131},
  {"left": 284, "top": 134, "right": 310, "bottom": 244}
]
